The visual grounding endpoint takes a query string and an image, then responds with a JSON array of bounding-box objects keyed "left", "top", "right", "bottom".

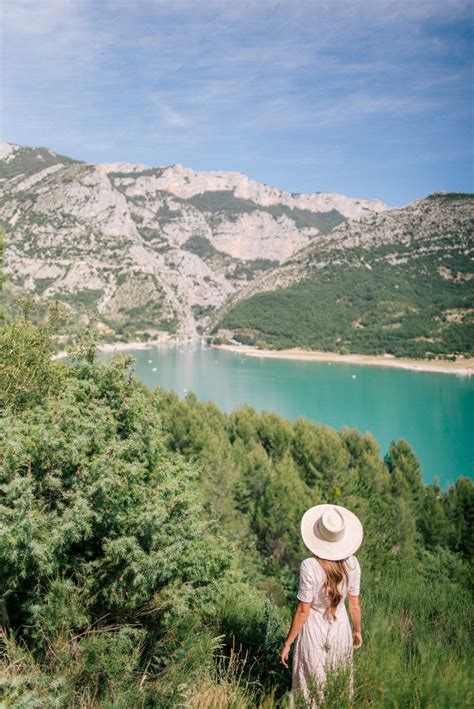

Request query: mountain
[
  {"left": 216, "top": 193, "right": 474, "bottom": 358},
  {"left": 0, "top": 140, "right": 386, "bottom": 339},
  {"left": 2, "top": 141, "right": 471, "bottom": 358}
]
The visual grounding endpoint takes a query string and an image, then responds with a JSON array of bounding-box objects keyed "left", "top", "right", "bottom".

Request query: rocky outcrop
[
  {"left": 214, "top": 193, "right": 474, "bottom": 357},
  {"left": 110, "top": 161, "right": 387, "bottom": 219},
  {"left": 220, "top": 193, "right": 474, "bottom": 306},
  {"left": 0, "top": 140, "right": 388, "bottom": 338}
]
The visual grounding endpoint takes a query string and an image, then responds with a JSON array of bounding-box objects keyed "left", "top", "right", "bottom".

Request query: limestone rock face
[
  {"left": 0, "top": 140, "right": 389, "bottom": 337},
  {"left": 210, "top": 211, "right": 311, "bottom": 261},
  {"left": 128, "top": 163, "right": 387, "bottom": 219},
  {"left": 212, "top": 192, "right": 474, "bottom": 358},
  {"left": 219, "top": 192, "right": 474, "bottom": 312}
]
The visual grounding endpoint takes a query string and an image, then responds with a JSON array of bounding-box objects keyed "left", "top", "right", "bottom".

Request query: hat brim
[{"left": 301, "top": 504, "right": 363, "bottom": 561}]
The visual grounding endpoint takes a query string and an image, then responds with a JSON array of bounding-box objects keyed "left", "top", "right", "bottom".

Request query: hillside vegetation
[
  {"left": 1, "top": 293, "right": 473, "bottom": 706},
  {"left": 218, "top": 194, "right": 474, "bottom": 358}
]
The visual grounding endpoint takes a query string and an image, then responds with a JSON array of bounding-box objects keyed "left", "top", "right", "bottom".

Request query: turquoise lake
[{"left": 108, "top": 344, "right": 474, "bottom": 487}]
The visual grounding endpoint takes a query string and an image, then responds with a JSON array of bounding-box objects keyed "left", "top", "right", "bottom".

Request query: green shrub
[{"left": 0, "top": 315, "right": 230, "bottom": 705}]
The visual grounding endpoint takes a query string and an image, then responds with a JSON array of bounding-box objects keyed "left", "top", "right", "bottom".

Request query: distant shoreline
[
  {"left": 52, "top": 339, "right": 474, "bottom": 376},
  {"left": 215, "top": 344, "right": 474, "bottom": 376}
]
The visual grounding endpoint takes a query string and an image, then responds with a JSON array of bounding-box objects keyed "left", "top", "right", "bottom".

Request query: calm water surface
[{"left": 106, "top": 344, "right": 474, "bottom": 487}]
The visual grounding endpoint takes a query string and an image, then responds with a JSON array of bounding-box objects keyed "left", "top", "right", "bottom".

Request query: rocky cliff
[
  {"left": 0, "top": 140, "right": 387, "bottom": 338},
  {"left": 216, "top": 193, "right": 474, "bottom": 357}
]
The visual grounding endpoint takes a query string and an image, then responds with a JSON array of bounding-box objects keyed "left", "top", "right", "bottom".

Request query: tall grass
[
  {"left": 190, "top": 566, "right": 474, "bottom": 708},
  {"left": 2, "top": 528, "right": 472, "bottom": 707}
]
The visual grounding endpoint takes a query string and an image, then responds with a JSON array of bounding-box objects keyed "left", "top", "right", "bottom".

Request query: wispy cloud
[{"left": 1, "top": 0, "right": 472, "bottom": 203}]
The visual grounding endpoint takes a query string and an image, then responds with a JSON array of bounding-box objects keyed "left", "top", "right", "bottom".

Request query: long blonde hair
[{"left": 316, "top": 557, "right": 348, "bottom": 619}]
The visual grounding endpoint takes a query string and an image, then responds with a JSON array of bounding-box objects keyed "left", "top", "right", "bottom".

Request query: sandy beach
[{"left": 215, "top": 344, "right": 474, "bottom": 376}]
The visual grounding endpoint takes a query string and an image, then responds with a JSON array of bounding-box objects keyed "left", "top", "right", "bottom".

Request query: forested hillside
[
  {"left": 218, "top": 193, "right": 474, "bottom": 358},
  {"left": 1, "top": 293, "right": 473, "bottom": 706}
]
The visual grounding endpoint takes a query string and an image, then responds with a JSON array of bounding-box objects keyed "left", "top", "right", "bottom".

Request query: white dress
[{"left": 291, "top": 555, "right": 361, "bottom": 707}]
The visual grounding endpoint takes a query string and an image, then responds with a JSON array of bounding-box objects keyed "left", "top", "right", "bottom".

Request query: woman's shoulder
[
  {"left": 344, "top": 555, "right": 361, "bottom": 572},
  {"left": 300, "top": 557, "right": 325, "bottom": 580},
  {"left": 300, "top": 556, "right": 360, "bottom": 573}
]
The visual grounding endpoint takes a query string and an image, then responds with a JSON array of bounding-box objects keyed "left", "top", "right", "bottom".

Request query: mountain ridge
[
  {"left": 1, "top": 140, "right": 472, "bottom": 357},
  {"left": 0, "top": 139, "right": 388, "bottom": 339},
  {"left": 217, "top": 192, "right": 474, "bottom": 358},
  {"left": 0, "top": 139, "right": 387, "bottom": 217}
]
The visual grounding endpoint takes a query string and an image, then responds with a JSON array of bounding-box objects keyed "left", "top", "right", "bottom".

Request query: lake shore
[
  {"left": 215, "top": 344, "right": 474, "bottom": 375},
  {"left": 52, "top": 338, "right": 474, "bottom": 375}
]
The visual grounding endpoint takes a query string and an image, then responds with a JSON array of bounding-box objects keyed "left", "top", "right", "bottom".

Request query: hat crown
[
  {"left": 319, "top": 508, "right": 345, "bottom": 541},
  {"left": 301, "top": 503, "right": 363, "bottom": 561}
]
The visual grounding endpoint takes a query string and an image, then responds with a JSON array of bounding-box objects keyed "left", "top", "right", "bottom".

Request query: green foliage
[
  {"left": 265, "top": 206, "right": 346, "bottom": 233},
  {"left": 183, "top": 234, "right": 220, "bottom": 259},
  {"left": 0, "top": 230, "right": 5, "bottom": 322},
  {"left": 108, "top": 168, "right": 163, "bottom": 180},
  {"left": 154, "top": 202, "right": 180, "bottom": 227},
  {"left": 386, "top": 439, "right": 423, "bottom": 500},
  {"left": 158, "top": 316, "right": 178, "bottom": 333},
  {"left": 0, "top": 146, "right": 78, "bottom": 180},
  {"left": 192, "top": 304, "right": 215, "bottom": 320},
  {"left": 427, "top": 192, "right": 473, "bottom": 202},
  {"left": 220, "top": 214, "right": 474, "bottom": 357},
  {"left": 417, "top": 486, "right": 451, "bottom": 549},
  {"left": 0, "top": 299, "right": 67, "bottom": 412},
  {"left": 293, "top": 419, "right": 350, "bottom": 491},
  {"left": 351, "top": 567, "right": 473, "bottom": 708},
  {"left": 252, "top": 454, "right": 313, "bottom": 565},
  {"left": 444, "top": 476, "right": 474, "bottom": 563},
  {"left": 153, "top": 390, "right": 473, "bottom": 704},
  {"left": 1, "top": 304, "right": 472, "bottom": 707},
  {"left": 186, "top": 190, "right": 259, "bottom": 215},
  {"left": 0, "top": 315, "right": 231, "bottom": 706}
]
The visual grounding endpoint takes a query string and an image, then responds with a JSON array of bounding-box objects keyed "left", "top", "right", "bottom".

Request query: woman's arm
[
  {"left": 279, "top": 601, "right": 311, "bottom": 667},
  {"left": 347, "top": 593, "right": 362, "bottom": 648}
]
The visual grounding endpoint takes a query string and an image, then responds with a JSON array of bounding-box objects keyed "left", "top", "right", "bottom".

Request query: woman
[{"left": 279, "top": 504, "right": 363, "bottom": 706}]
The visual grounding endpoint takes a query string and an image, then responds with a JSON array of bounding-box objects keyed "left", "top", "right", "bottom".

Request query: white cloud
[
  {"left": 3, "top": 0, "right": 81, "bottom": 35},
  {"left": 1, "top": 0, "right": 471, "bottom": 199},
  {"left": 149, "top": 94, "right": 191, "bottom": 129}
]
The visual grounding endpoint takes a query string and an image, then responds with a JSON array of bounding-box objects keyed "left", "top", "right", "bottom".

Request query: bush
[{"left": 0, "top": 316, "right": 230, "bottom": 705}]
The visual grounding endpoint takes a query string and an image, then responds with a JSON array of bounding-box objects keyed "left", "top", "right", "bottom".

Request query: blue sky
[{"left": 2, "top": 0, "right": 473, "bottom": 205}]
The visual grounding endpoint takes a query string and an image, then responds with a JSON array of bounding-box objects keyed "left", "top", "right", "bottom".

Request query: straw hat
[{"left": 300, "top": 504, "right": 363, "bottom": 561}]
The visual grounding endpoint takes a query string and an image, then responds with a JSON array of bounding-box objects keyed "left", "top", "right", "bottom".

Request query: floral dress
[{"left": 291, "top": 555, "right": 361, "bottom": 707}]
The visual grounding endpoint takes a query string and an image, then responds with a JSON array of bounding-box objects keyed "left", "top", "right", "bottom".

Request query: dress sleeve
[
  {"left": 297, "top": 559, "right": 314, "bottom": 603},
  {"left": 347, "top": 556, "right": 361, "bottom": 596}
]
